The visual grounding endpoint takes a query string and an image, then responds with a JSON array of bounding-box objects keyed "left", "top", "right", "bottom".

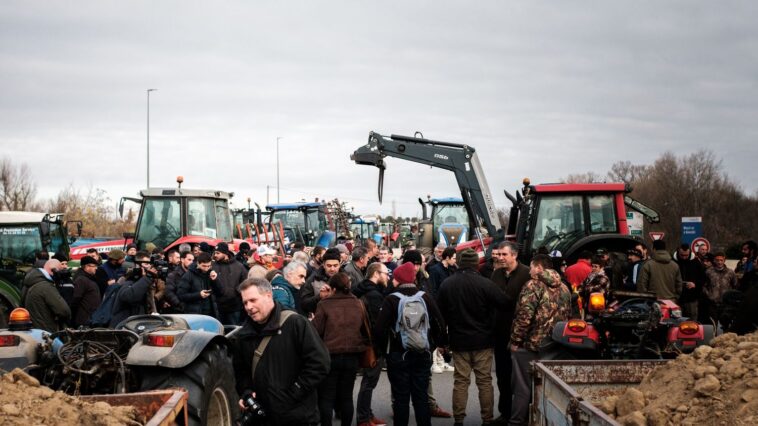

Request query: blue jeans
[{"left": 386, "top": 351, "right": 432, "bottom": 426}]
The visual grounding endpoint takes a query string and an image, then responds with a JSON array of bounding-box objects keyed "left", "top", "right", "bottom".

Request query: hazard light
[
  {"left": 588, "top": 293, "right": 606, "bottom": 312},
  {"left": 8, "top": 308, "right": 32, "bottom": 331},
  {"left": 678, "top": 321, "right": 699, "bottom": 335},
  {"left": 567, "top": 319, "right": 587, "bottom": 333},
  {"left": 145, "top": 334, "right": 175, "bottom": 347}
]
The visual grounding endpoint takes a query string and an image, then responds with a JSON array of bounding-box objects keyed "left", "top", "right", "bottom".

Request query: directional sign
[
  {"left": 649, "top": 232, "right": 665, "bottom": 241},
  {"left": 681, "top": 217, "right": 703, "bottom": 245},
  {"left": 691, "top": 237, "right": 711, "bottom": 254}
]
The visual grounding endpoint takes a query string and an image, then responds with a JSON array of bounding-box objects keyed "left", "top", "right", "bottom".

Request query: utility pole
[
  {"left": 146, "top": 89, "right": 158, "bottom": 187},
  {"left": 276, "top": 136, "right": 283, "bottom": 203}
]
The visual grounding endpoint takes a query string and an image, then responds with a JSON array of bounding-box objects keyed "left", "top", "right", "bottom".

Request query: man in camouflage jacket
[
  {"left": 508, "top": 254, "right": 571, "bottom": 425},
  {"left": 704, "top": 252, "right": 738, "bottom": 325}
]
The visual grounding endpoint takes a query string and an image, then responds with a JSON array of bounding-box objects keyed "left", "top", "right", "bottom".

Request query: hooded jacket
[
  {"left": 352, "top": 278, "right": 385, "bottom": 329},
  {"left": 21, "top": 268, "right": 71, "bottom": 332},
  {"left": 637, "top": 250, "right": 683, "bottom": 300},
  {"left": 510, "top": 269, "right": 571, "bottom": 352},
  {"left": 231, "top": 303, "right": 330, "bottom": 426},
  {"left": 300, "top": 267, "right": 331, "bottom": 315},
  {"left": 271, "top": 275, "right": 300, "bottom": 313}
]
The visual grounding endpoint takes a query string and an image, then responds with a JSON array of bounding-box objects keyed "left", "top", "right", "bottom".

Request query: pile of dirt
[
  {"left": 598, "top": 332, "right": 758, "bottom": 426},
  {"left": 0, "top": 368, "right": 141, "bottom": 426}
]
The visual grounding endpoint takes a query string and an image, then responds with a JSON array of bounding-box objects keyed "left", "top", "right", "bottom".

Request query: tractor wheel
[{"left": 138, "top": 342, "right": 238, "bottom": 426}]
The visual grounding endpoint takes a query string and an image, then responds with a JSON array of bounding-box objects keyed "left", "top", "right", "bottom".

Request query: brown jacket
[{"left": 312, "top": 292, "right": 368, "bottom": 354}]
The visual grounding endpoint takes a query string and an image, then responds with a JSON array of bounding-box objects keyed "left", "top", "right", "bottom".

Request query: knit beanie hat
[
  {"left": 322, "top": 247, "right": 342, "bottom": 263},
  {"left": 393, "top": 262, "right": 417, "bottom": 284},
  {"left": 456, "top": 248, "right": 479, "bottom": 270}
]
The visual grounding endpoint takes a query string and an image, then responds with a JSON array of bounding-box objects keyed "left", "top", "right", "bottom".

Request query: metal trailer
[
  {"left": 81, "top": 389, "right": 188, "bottom": 426},
  {"left": 530, "top": 359, "right": 667, "bottom": 426}
]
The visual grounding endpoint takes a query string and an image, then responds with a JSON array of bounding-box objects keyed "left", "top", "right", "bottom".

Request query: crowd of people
[{"left": 16, "top": 236, "right": 758, "bottom": 425}]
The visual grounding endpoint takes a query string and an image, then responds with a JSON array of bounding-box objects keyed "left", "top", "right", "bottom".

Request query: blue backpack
[
  {"left": 393, "top": 291, "right": 430, "bottom": 352},
  {"left": 88, "top": 283, "right": 122, "bottom": 327}
]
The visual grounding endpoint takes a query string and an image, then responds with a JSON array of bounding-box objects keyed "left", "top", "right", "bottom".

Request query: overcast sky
[{"left": 2, "top": 1, "right": 757, "bottom": 218}]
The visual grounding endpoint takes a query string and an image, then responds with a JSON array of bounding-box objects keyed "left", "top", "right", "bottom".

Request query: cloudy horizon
[{"left": 2, "top": 1, "right": 757, "bottom": 218}]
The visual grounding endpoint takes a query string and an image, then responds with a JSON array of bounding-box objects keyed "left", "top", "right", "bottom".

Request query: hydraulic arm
[{"left": 351, "top": 131, "right": 501, "bottom": 239}]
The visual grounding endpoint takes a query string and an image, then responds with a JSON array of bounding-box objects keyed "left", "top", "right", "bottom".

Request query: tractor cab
[
  {"left": 264, "top": 202, "right": 331, "bottom": 247},
  {"left": 417, "top": 197, "right": 472, "bottom": 250},
  {"left": 349, "top": 216, "right": 382, "bottom": 245},
  {"left": 506, "top": 180, "right": 659, "bottom": 263},
  {"left": 126, "top": 185, "right": 234, "bottom": 252}
]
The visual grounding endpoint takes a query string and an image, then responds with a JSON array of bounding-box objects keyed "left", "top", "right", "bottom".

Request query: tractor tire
[{"left": 138, "top": 342, "right": 238, "bottom": 426}]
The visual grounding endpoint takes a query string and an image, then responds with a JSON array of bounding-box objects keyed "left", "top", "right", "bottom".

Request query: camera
[
  {"left": 237, "top": 392, "right": 266, "bottom": 425},
  {"left": 149, "top": 254, "right": 170, "bottom": 280}
]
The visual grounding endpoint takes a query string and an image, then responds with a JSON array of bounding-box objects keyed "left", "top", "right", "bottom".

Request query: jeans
[
  {"left": 356, "top": 357, "right": 383, "bottom": 423},
  {"left": 494, "top": 341, "right": 512, "bottom": 418},
  {"left": 386, "top": 350, "right": 432, "bottom": 426},
  {"left": 509, "top": 349, "right": 538, "bottom": 426},
  {"left": 452, "top": 348, "right": 495, "bottom": 423},
  {"left": 318, "top": 353, "right": 359, "bottom": 426}
]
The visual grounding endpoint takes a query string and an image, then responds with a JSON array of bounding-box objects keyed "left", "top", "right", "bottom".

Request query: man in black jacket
[
  {"left": 162, "top": 251, "right": 194, "bottom": 313},
  {"left": 489, "top": 241, "right": 531, "bottom": 424},
  {"left": 71, "top": 256, "right": 101, "bottom": 327},
  {"left": 232, "top": 277, "right": 330, "bottom": 426},
  {"left": 426, "top": 247, "right": 457, "bottom": 298},
  {"left": 437, "top": 249, "right": 511, "bottom": 426},
  {"left": 674, "top": 243, "right": 705, "bottom": 320},
  {"left": 300, "top": 248, "right": 342, "bottom": 315},
  {"left": 177, "top": 252, "right": 221, "bottom": 318},
  {"left": 213, "top": 242, "right": 248, "bottom": 325},
  {"left": 109, "top": 251, "right": 157, "bottom": 327},
  {"left": 352, "top": 262, "right": 389, "bottom": 426}
]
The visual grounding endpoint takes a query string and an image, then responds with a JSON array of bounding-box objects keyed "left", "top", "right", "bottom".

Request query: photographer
[
  {"left": 109, "top": 251, "right": 159, "bottom": 327},
  {"left": 232, "top": 278, "right": 329, "bottom": 426},
  {"left": 177, "top": 252, "right": 221, "bottom": 318},
  {"left": 21, "top": 259, "right": 71, "bottom": 332}
]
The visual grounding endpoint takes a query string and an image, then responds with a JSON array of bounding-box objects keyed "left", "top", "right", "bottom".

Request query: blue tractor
[
  {"left": 264, "top": 202, "right": 335, "bottom": 247},
  {"left": 417, "top": 196, "right": 472, "bottom": 251},
  {"left": 0, "top": 308, "right": 238, "bottom": 426}
]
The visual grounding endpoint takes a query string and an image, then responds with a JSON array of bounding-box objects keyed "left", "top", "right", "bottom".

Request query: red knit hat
[{"left": 393, "top": 262, "right": 417, "bottom": 284}]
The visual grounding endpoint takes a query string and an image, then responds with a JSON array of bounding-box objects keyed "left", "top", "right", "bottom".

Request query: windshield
[
  {"left": 432, "top": 204, "right": 468, "bottom": 228},
  {"left": 214, "top": 199, "right": 232, "bottom": 241},
  {"left": 136, "top": 198, "right": 182, "bottom": 248},
  {"left": 306, "top": 209, "right": 327, "bottom": 233},
  {"left": 270, "top": 210, "right": 305, "bottom": 230},
  {"left": 0, "top": 224, "right": 41, "bottom": 262},
  {"left": 531, "top": 195, "right": 585, "bottom": 251}
]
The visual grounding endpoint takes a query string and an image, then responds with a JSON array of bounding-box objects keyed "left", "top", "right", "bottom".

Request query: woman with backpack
[{"left": 311, "top": 272, "right": 368, "bottom": 426}]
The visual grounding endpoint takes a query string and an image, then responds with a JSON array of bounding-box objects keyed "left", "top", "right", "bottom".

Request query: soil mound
[
  {"left": 601, "top": 332, "right": 758, "bottom": 426},
  {"left": 0, "top": 368, "right": 141, "bottom": 426}
]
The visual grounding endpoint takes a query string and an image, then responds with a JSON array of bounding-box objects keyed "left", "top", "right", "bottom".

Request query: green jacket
[
  {"left": 637, "top": 250, "right": 683, "bottom": 300},
  {"left": 510, "top": 269, "right": 571, "bottom": 352},
  {"left": 21, "top": 269, "right": 71, "bottom": 332}
]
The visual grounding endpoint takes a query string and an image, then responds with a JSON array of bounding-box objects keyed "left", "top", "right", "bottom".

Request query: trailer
[
  {"left": 81, "top": 389, "right": 188, "bottom": 426},
  {"left": 530, "top": 359, "right": 667, "bottom": 425}
]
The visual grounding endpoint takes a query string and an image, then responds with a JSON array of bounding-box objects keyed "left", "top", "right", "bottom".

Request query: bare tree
[
  {"left": 561, "top": 171, "right": 604, "bottom": 184},
  {"left": 607, "top": 160, "right": 649, "bottom": 187},
  {"left": 47, "top": 184, "right": 135, "bottom": 238},
  {"left": 0, "top": 157, "right": 38, "bottom": 211}
]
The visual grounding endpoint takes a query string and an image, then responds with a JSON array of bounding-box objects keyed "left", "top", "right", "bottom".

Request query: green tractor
[{"left": 0, "top": 212, "right": 80, "bottom": 326}]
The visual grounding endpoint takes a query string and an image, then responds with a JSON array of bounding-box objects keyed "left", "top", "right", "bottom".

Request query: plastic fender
[
  {"left": 667, "top": 323, "right": 711, "bottom": 352},
  {"left": 551, "top": 321, "right": 600, "bottom": 351},
  {"left": 0, "top": 329, "right": 49, "bottom": 370},
  {"left": 126, "top": 331, "right": 228, "bottom": 369},
  {"left": 173, "top": 314, "right": 224, "bottom": 334}
]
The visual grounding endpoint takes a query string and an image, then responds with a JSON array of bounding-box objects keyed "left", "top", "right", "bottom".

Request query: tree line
[{"left": 563, "top": 150, "right": 757, "bottom": 255}]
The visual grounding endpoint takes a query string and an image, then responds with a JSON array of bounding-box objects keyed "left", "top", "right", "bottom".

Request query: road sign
[
  {"left": 649, "top": 232, "right": 665, "bottom": 241},
  {"left": 691, "top": 237, "right": 711, "bottom": 254},
  {"left": 681, "top": 217, "right": 703, "bottom": 245}
]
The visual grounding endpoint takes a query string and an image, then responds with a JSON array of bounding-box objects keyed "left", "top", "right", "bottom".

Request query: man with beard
[
  {"left": 177, "top": 252, "right": 222, "bottom": 318},
  {"left": 488, "top": 241, "right": 531, "bottom": 424},
  {"left": 272, "top": 260, "right": 308, "bottom": 314},
  {"left": 162, "top": 251, "right": 194, "bottom": 313},
  {"left": 95, "top": 249, "right": 126, "bottom": 299},
  {"left": 300, "top": 248, "right": 342, "bottom": 315},
  {"left": 213, "top": 242, "right": 248, "bottom": 325},
  {"left": 353, "top": 262, "right": 390, "bottom": 426},
  {"left": 71, "top": 256, "right": 101, "bottom": 327}
]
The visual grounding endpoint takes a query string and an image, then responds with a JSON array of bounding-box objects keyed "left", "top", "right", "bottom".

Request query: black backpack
[{"left": 88, "top": 283, "right": 123, "bottom": 327}]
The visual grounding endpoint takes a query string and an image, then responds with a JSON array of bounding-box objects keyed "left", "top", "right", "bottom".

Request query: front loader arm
[{"left": 351, "top": 131, "right": 500, "bottom": 238}]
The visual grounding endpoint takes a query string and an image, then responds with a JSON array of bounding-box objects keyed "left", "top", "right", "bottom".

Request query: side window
[
  {"left": 588, "top": 195, "right": 617, "bottom": 233},
  {"left": 215, "top": 200, "right": 232, "bottom": 242},
  {"left": 188, "top": 198, "right": 217, "bottom": 238}
]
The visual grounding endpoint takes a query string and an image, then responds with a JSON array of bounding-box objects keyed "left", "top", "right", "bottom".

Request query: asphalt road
[{"left": 338, "top": 367, "right": 504, "bottom": 426}]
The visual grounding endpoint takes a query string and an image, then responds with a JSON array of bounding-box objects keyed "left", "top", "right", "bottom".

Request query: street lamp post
[
  {"left": 147, "top": 88, "right": 158, "bottom": 188},
  {"left": 276, "top": 136, "right": 283, "bottom": 203}
]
